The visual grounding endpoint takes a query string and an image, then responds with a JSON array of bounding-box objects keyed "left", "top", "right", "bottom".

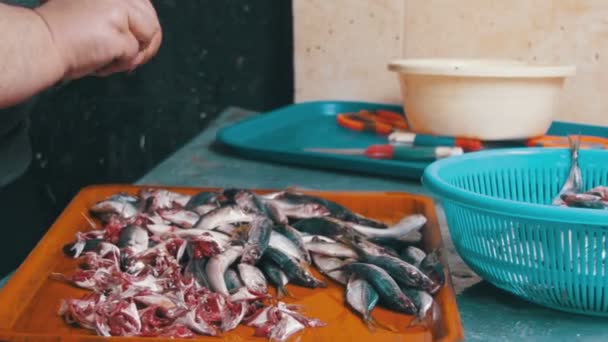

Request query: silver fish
[
  {"left": 400, "top": 246, "right": 427, "bottom": 268},
  {"left": 401, "top": 287, "right": 435, "bottom": 325},
  {"left": 169, "top": 229, "right": 232, "bottom": 247},
  {"left": 140, "top": 189, "right": 191, "bottom": 211},
  {"left": 195, "top": 205, "right": 253, "bottom": 230},
  {"left": 262, "top": 198, "right": 331, "bottom": 219},
  {"left": 305, "top": 240, "right": 358, "bottom": 259},
  {"left": 205, "top": 245, "right": 243, "bottom": 296},
  {"left": 241, "top": 216, "right": 273, "bottom": 265},
  {"left": 229, "top": 286, "right": 270, "bottom": 302},
  {"left": 339, "top": 263, "right": 418, "bottom": 314},
  {"left": 158, "top": 209, "right": 200, "bottom": 228},
  {"left": 191, "top": 204, "right": 219, "bottom": 216},
  {"left": 346, "top": 274, "right": 388, "bottom": 331},
  {"left": 269, "top": 231, "right": 308, "bottom": 264},
  {"left": 90, "top": 197, "right": 139, "bottom": 220},
  {"left": 311, "top": 253, "right": 352, "bottom": 285},
  {"left": 117, "top": 225, "right": 149, "bottom": 254},
  {"left": 263, "top": 247, "right": 326, "bottom": 288},
  {"left": 145, "top": 223, "right": 175, "bottom": 236},
  {"left": 273, "top": 224, "right": 310, "bottom": 263},
  {"left": 185, "top": 191, "right": 219, "bottom": 214},
  {"left": 345, "top": 214, "right": 426, "bottom": 241},
  {"left": 259, "top": 259, "right": 291, "bottom": 299},
  {"left": 238, "top": 263, "right": 268, "bottom": 294},
  {"left": 553, "top": 135, "right": 582, "bottom": 205}
]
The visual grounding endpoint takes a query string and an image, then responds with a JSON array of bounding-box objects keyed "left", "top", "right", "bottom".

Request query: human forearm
[{"left": 0, "top": 3, "right": 65, "bottom": 109}]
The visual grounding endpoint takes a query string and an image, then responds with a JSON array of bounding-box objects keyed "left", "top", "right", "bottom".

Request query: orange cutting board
[{"left": 0, "top": 185, "right": 464, "bottom": 342}]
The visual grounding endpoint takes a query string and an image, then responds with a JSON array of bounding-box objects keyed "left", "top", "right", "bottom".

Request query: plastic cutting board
[{"left": 215, "top": 101, "right": 608, "bottom": 181}]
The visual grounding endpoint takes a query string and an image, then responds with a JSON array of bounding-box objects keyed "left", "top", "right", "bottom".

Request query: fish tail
[
  {"left": 363, "top": 317, "right": 377, "bottom": 333},
  {"left": 276, "top": 285, "right": 294, "bottom": 299},
  {"left": 366, "top": 315, "right": 398, "bottom": 333}
]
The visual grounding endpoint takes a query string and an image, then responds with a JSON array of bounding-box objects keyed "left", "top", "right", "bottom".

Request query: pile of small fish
[
  {"left": 553, "top": 136, "right": 608, "bottom": 209},
  {"left": 53, "top": 187, "right": 444, "bottom": 340}
]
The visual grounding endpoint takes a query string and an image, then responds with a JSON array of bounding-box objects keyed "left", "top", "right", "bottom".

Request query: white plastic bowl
[{"left": 387, "top": 59, "right": 576, "bottom": 141}]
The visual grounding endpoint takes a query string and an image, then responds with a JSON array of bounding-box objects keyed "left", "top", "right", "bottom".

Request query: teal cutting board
[{"left": 215, "top": 101, "right": 608, "bottom": 181}]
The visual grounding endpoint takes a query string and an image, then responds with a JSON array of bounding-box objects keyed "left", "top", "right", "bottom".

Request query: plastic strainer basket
[{"left": 422, "top": 147, "right": 608, "bottom": 316}]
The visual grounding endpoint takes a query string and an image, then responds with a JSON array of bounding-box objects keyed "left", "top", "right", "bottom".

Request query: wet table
[{"left": 3, "top": 107, "right": 607, "bottom": 341}]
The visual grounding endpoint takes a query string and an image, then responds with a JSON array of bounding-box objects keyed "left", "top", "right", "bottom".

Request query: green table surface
[{"left": 3, "top": 107, "right": 608, "bottom": 341}]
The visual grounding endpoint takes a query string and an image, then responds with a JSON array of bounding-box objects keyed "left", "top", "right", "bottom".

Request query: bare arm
[
  {"left": 0, "top": 0, "right": 162, "bottom": 109},
  {"left": 0, "top": 3, "right": 65, "bottom": 108}
]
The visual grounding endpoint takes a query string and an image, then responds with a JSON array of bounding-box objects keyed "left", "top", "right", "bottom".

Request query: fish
[
  {"left": 588, "top": 186, "right": 608, "bottom": 200},
  {"left": 241, "top": 216, "right": 273, "bottom": 265},
  {"left": 552, "top": 135, "right": 583, "bottom": 205},
  {"left": 233, "top": 189, "right": 275, "bottom": 219},
  {"left": 259, "top": 259, "right": 292, "bottom": 298},
  {"left": 338, "top": 233, "right": 400, "bottom": 258},
  {"left": 168, "top": 229, "right": 232, "bottom": 247},
  {"left": 261, "top": 198, "right": 331, "bottom": 220},
  {"left": 358, "top": 249, "right": 439, "bottom": 293},
  {"left": 291, "top": 217, "right": 350, "bottom": 238},
  {"left": 140, "top": 189, "right": 191, "bottom": 212},
  {"left": 194, "top": 205, "right": 254, "bottom": 230},
  {"left": 63, "top": 237, "right": 104, "bottom": 258},
  {"left": 400, "top": 246, "right": 427, "bottom": 268},
  {"left": 229, "top": 287, "right": 271, "bottom": 302},
  {"left": 269, "top": 231, "right": 308, "bottom": 264},
  {"left": 338, "top": 263, "right": 418, "bottom": 314},
  {"left": 90, "top": 195, "right": 139, "bottom": 221},
  {"left": 345, "top": 274, "right": 396, "bottom": 332},
  {"left": 185, "top": 191, "right": 219, "bottom": 214},
  {"left": 262, "top": 247, "right": 326, "bottom": 289},
  {"left": 419, "top": 249, "right": 445, "bottom": 291},
  {"left": 117, "top": 225, "right": 150, "bottom": 254},
  {"left": 273, "top": 224, "right": 310, "bottom": 263},
  {"left": 205, "top": 245, "right": 244, "bottom": 296},
  {"left": 305, "top": 240, "right": 358, "bottom": 259},
  {"left": 339, "top": 214, "right": 426, "bottom": 241},
  {"left": 269, "top": 190, "right": 387, "bottom": 228},
  {"left": 301, "top": 234, "right": 336, "bottom": 244},
  {"left": 310, "top": 254, "right": 352, "bottom": 285},
  {"left": 238, "top": 263, "right": 268, "bottom": 294},
  {"left": 263, "top": 200, "right": 289, "bottom": 224},
  {"left": 560, "top": 192, "right": 608, "bottom": 209},
  {"left": 158, "top": 209, "right": 200, "bottom": 228},
  {"left": 224, "top": 268, "right": 243, "bottom": 293},
  {"left": 400, "top": 286, "right": 435, "bottom": 326}
]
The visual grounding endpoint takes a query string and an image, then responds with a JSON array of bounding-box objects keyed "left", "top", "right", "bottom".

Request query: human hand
[{"left": 34, "top": 0, "right": 162, "bottom": 79}]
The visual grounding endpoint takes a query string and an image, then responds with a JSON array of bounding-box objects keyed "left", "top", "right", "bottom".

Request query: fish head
[{"left": 241, "top": 248, "right": 263, "bottom": 265}]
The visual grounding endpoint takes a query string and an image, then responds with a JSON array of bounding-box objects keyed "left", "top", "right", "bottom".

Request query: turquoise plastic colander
[{"left": 422, "top": 147, "right": 608, "bottom": 316}]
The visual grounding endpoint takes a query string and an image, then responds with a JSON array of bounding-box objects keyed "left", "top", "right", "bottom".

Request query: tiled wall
[{"left": 294, "top": 0, "right": 608, "bottom": 125}]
